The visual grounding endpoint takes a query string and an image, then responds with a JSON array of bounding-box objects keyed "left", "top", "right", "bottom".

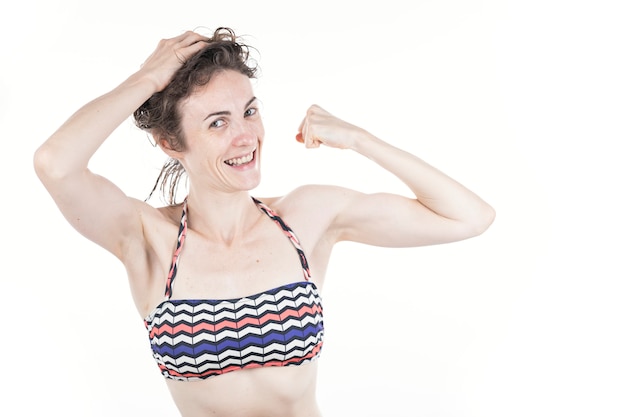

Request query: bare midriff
[{"left": 165, "top": 361, "right": 322, "bottom": 417}]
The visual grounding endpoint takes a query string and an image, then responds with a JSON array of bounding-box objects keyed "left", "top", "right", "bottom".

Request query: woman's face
[{"left": 175, "top": 69, "right": 265, "bottom": 194}]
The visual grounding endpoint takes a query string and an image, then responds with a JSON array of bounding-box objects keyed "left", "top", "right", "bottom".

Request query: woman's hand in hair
[{"left": 138, "top": 31, "right": 209, "bottom": 92}]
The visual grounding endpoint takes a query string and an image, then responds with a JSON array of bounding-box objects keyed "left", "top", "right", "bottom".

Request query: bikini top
[{"left": 144, "top": 197, "right": 324, "bottom": 381}]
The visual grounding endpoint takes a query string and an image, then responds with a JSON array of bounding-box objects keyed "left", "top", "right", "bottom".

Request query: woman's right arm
[{"left": 33, "top": 31, "right": 208, "bottom": 260}]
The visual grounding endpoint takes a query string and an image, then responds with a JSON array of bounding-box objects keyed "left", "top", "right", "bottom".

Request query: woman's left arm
[{"left": 297, "top": 105, "right": 496, "bottom": 247}]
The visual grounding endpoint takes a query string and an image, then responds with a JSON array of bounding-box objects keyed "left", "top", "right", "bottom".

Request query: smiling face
[{"left": 171, "top": 70, "right": 265, "bottom": 194}]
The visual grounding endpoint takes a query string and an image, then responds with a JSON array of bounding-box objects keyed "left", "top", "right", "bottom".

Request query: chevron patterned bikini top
[{"left": 144, "top": 197, "right": 324, "bottom": 381}]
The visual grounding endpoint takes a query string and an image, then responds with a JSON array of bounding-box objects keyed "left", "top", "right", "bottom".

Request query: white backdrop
[{"left": 2, "top": 0, "right": 625, "bottom": 416}]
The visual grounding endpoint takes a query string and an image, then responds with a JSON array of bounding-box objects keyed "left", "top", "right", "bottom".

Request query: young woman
[{"left": 34, "top": 27, "right": 495, "bottom": 417}]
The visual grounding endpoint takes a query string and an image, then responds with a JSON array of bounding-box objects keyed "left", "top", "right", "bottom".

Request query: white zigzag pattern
[
  {"left": 148, "top": 282, "right": 323, "bottom": 379},
  {"left": 153, "top": 317, "right": 322, "bottom": 346},
  {"left": 205, "top": 285, "right": 310, "bottom": 313},
  {"left": 153, "top": 332, "right": 321, "bottom": 369},
  {"left": 151, "top": 316, "right": 322, "bottom": 346},
  {"left": 151, "top": 295, "right": 321, "bottom": 329}
]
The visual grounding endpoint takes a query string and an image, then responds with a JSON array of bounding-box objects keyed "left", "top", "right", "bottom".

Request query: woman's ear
[{"left": 156, "top": 135, "right": 183, "bottom": 159}]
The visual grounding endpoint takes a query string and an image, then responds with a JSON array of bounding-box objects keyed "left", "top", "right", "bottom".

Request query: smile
[{"left": 224, "top": 150, "right": 255, "bottom": 167}]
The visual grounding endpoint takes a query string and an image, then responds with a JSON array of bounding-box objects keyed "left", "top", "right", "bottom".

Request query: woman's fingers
[
  {"left": 164, "top": 31, "right": 208, "bottom": 63},
  {"left": 296, "top": 105, "right": 316, "bottom": 147},
  {"left": 296, "top": 104, "right": 360, "bottom": 150},
  {"left": 177, "top": 31, "right": 209, "bottom": 46},
  {"left": 296, "top": 117, "right": 305, "bottom": 143},
  {"left": 140, "top": 31, "right": 208, "bottom": 91},
  {"left": 296, "top": 105, "right": 328, "bottom": 148}
]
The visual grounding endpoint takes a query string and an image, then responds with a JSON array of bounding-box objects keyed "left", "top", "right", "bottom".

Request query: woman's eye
[
  {"left": 210, "top": 119, "right": 225, "bottom": 128},
  {"left": 244, "top": 107, "right": 258, "bottom": 117}
]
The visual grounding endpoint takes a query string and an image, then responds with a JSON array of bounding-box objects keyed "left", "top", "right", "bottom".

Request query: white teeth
[{"left": 225, "top": 152, "right": 254, "bottom": 166}]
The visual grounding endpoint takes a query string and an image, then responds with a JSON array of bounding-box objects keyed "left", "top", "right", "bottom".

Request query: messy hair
[{"left": 133, "top": 27, "right": 258, "bottom": 204}]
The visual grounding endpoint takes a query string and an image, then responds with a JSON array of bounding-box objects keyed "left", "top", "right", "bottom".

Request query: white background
[{"left": 2, "top": 0, "right": 625, "bottom": 416}]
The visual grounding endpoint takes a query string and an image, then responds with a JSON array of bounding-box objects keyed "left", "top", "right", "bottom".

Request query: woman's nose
[{"left": 232, "top": 120, "right": 258, "bottom": 145}]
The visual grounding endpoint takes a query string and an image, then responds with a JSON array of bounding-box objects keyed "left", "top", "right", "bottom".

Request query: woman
[{"left": 34, "top": 27, "right": 495, "bottom": 417}]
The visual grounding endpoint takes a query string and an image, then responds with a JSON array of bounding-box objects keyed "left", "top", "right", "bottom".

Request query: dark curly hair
[{"left": 133, "top": 27, "right": 258, "bottom": 204}]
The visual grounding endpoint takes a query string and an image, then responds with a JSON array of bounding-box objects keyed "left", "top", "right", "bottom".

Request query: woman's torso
[
  {"left": 166, "top": 363, "right": 322, "bottom": 417},
  {"left": 125, "top": 191, "right": 335, "bottom": 416}
]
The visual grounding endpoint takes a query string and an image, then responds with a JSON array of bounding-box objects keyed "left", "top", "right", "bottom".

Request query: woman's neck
[{"left": 184, "top": 190, "right": 262, "bottom": 245}]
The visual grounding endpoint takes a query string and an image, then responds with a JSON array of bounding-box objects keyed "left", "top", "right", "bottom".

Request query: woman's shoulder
[
  {"left": 125, "top": 198, "right": 183, "bottom": 254},
  {"left": 123, "top": 197, "right": 182, "bottom": 227},
  {"left": 152, "top": 199, "right": 185, "bottom": 223},
  {"left": 260, "top": 184, "right": 349, "bottom": 208},
  {"left": 259, "top": 184, "right": 359, "bottom": 224}
]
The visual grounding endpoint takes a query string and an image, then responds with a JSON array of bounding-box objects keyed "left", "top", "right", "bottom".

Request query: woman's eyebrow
[{"left": 203, "top": 97, "right": 257, "bottom": 121}]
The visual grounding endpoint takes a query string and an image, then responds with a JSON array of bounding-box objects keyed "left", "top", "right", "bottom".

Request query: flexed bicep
[{"left": 333, "top": 190, "right": 478, "bottom": 248}]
